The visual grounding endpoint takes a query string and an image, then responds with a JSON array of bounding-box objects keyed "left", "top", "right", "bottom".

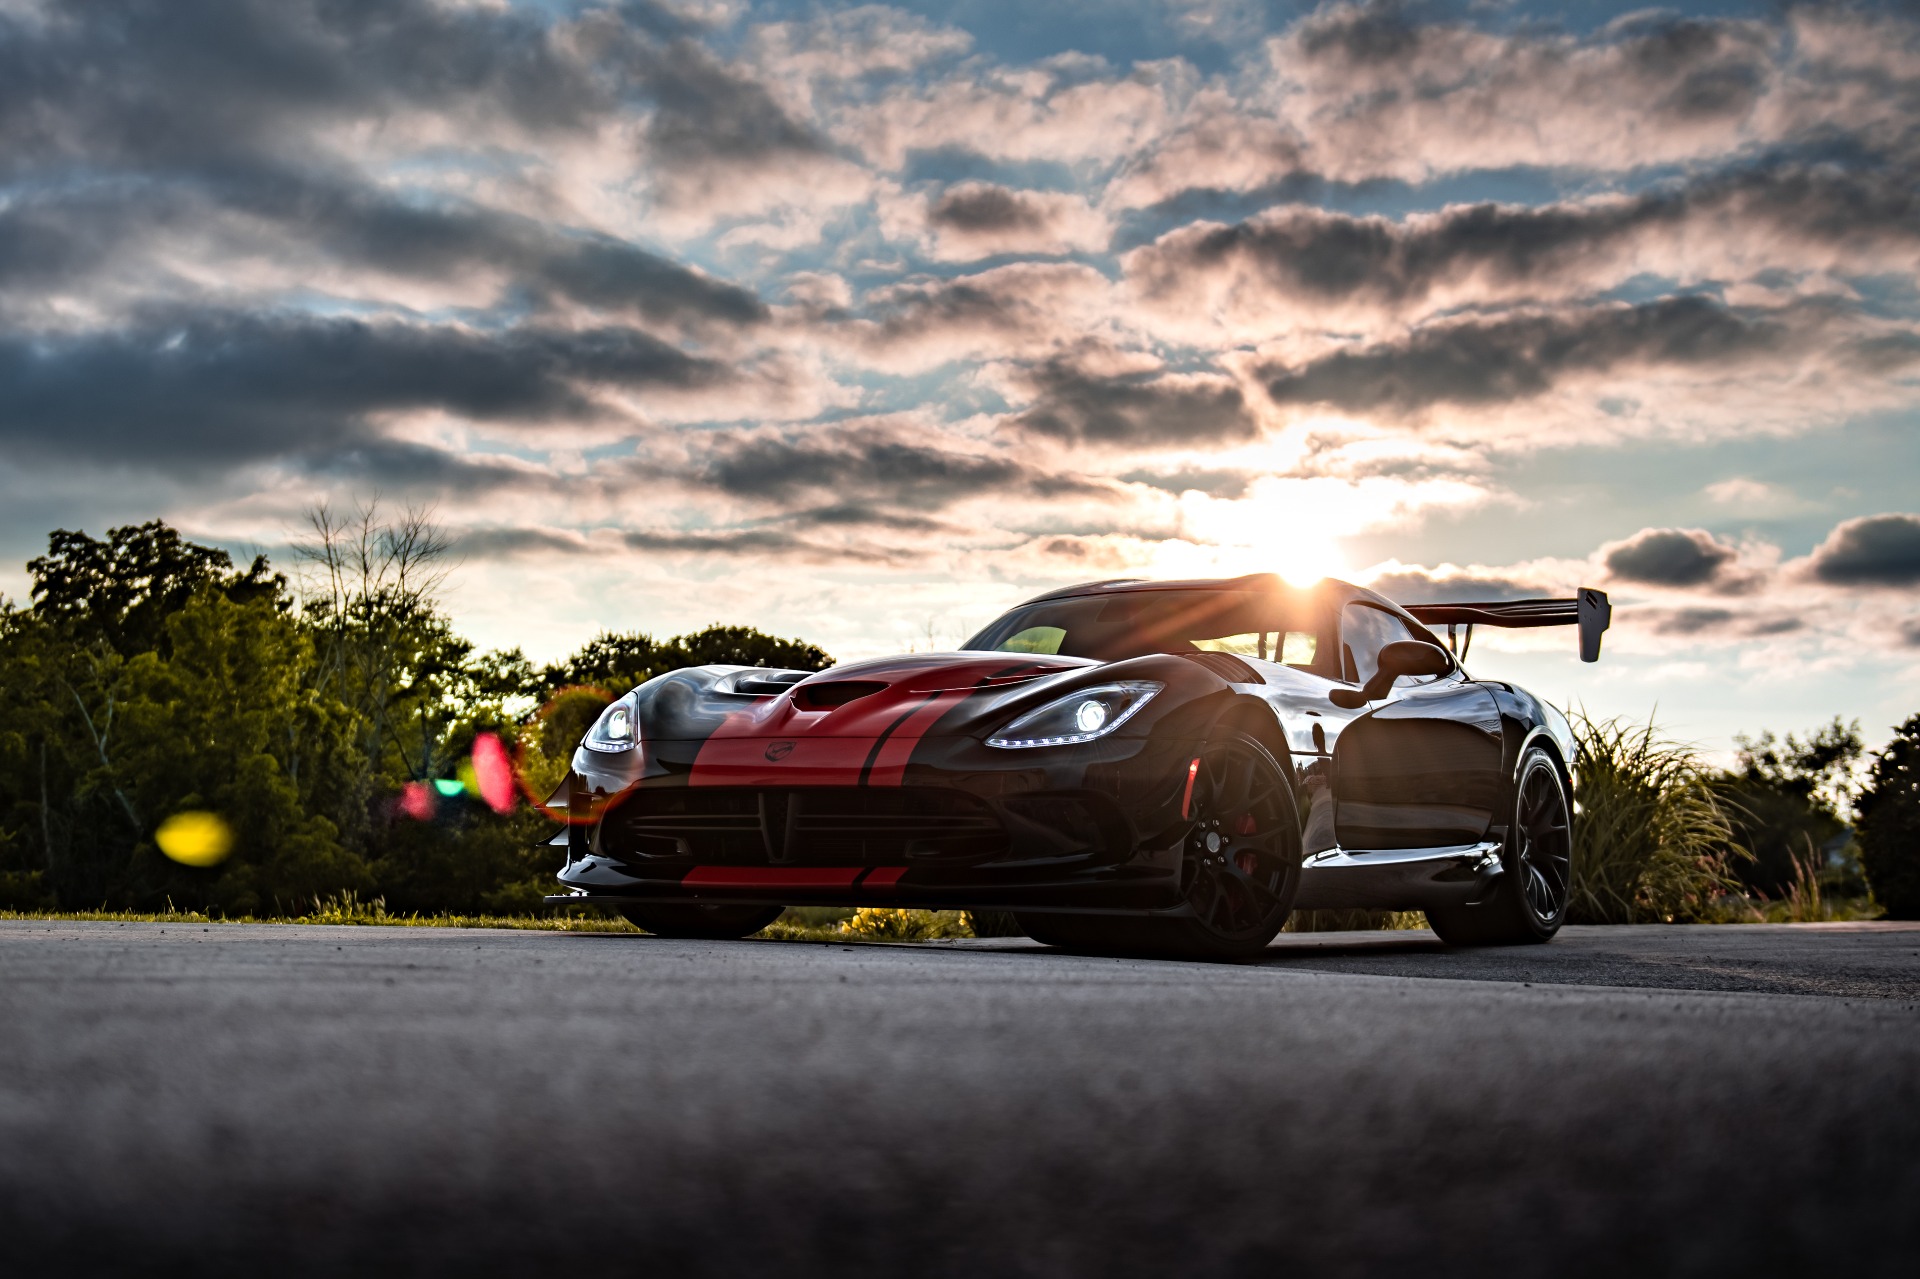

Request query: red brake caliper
[{"left": 1234, "top": 813, "right": 1260, "bottom": 875}]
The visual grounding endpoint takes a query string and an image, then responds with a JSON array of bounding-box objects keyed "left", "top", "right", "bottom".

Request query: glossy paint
[{"left": 551, "top": 576, "right": 1582, "bottom": 921}]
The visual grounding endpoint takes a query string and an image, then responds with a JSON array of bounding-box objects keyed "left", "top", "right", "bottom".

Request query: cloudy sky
[{"left": 3, "top": 0, "right": 1917, "bottom": 755}]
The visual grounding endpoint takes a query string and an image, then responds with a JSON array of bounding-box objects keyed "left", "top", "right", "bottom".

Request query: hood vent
[{"left": 794, "top": 680, "right": 889, "bottom": 710}]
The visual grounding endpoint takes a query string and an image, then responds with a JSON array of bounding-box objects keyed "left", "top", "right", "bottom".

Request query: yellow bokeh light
[{"left": 156, "top": 811, "right": 233, "bottom": 867}]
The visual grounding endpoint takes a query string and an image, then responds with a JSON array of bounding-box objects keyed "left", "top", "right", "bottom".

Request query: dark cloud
[
  {"left": 1260, "top": 297, "right": 1786, "bottom": 413},
  {"left": 698, "top": 425, "right": 1097, "bottom": 508},
  {"left": 850, "top": 265, "right": 1102, "bottom": 359},
  {"left": 782, "top": 504, "right": 956, "bottom": 534},
  {"left": 1808, "top": 513, "right": 1920, "bottom": 587},
  {"left": 1651, "top": 606, "right": 1734, "bottom": 634},
  {"left": 0, "top": 174, "right": 769, "bottom": 329},
  {"left": 1296, "top": 0, "right": 1423, "bottom": 65},
  {"left": 1291, "top": 3, "right": 1775, "bottom": 132},
  {"left": 1644, "top": 606, "right": 1803, "bottom": 638},
  {"left": 0, "top": 311, "right": 731, "bottom": 472},
  {"left": 1361, "top": 570, "right": 1544, "bottom": 605},
  {"left": 1118, "top": 468, "right": 1253, "bottom": 499},
  {"left": 0, "top": 0, "right": 618, "bottom": 178},
  {"left": 928, "top": 184, "right": 1051, "bottom": 234},
  {"left": 1843, "top": 331, "right": 1920, "bottom": 376},
  {"left": 1603, "top": 527, "right": 1748, "bottom": 589},
  {"left": 1008, "top": 357, "right": 1259, "bottom": 447},
  {"left": 0, "top": 1, "right": 822, "bottom": 248},
  {"left": 621, "top": 528, "right": 897, "bottom": 564},
  {"left": 621, "top": 32, "right": 830, "bottom": 194},
  {"left": 1131, "top": 164, "right": 1920, "bottom": 317},
  {"left": 456, "top": 527, "right": 590, "bottom": 558}
]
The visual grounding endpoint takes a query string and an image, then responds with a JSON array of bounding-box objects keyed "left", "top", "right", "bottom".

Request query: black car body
[{"left": 548, "top": 574, "right": 1610, "bottom": 956}]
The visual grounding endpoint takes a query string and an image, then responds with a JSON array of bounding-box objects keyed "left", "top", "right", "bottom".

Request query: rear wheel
[
  {"left": 1426, "top": 746, "right": 1571, "bottom": 947},
  {"left": 1014, "top": 731, "right": 1302, "bottom": 961},
  {"left": 618, "top": 903, "right": 785, "bottom": 939}
]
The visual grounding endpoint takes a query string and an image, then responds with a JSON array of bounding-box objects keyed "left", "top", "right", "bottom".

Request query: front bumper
[{"left": 553, "top": 731, "right": 1206, "bottom": 913}]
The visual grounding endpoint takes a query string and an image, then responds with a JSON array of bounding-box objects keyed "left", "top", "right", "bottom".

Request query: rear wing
[{"left": 1401, "top": 588, "right": 1612, "bottom": 663}]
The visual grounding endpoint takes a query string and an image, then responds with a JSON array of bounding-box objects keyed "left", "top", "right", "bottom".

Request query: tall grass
[{"left": 1567, "top": 712, "right": 1746, "bottom": 924}]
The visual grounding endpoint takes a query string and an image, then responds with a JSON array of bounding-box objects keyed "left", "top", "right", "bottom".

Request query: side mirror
[{"left": 1329, "top": 640, "right": 1455, "bottom": 709}]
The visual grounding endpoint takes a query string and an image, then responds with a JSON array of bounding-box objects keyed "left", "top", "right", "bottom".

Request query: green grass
[
  {"left": 0, "top": 896, "right": 977, "bottom": 941},
  {"left": 5, "top": 887, "right": 1878, "bottom": 939}
]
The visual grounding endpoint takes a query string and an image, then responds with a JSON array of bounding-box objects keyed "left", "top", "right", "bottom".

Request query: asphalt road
[{"left": 2, "top": 920, "right": 1916, "bottom": 1278}]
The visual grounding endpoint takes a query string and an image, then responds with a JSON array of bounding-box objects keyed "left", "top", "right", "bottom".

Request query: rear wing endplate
[{"left": 1402, "top": 588, "right": 1612, "bottom": 663}]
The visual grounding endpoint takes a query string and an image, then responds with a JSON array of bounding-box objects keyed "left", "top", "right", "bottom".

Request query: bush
[
  {"left": 1568, "top": 712, "right": 1745, "bottom": 924},
  {"left": 1858, "top": 714, "right": 1920, "bottom": 919},
  {"left": 837, "top": 908, "right": 972, "bottom": 941}
]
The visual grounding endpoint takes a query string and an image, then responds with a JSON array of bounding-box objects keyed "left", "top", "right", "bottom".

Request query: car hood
[{"left": 697, "top": 651, "right": 1099, "bottom": 741}]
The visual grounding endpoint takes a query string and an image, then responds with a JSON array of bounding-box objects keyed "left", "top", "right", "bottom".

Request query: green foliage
[
  {"left": 1567, "top": 712, "right": 1745, "bottom": 924},
  {"left": 0, "top": 903, "right": 637, "bottom": 932},
  {"left": 836, "top": 907, "right": 973, "bottom": 940},
  {"left": 28, "top": 520, "right": 287, "bottom": 658},
  {"left": 1857, "top": 714, "right": 1920, "bottom": 919},
  {"left": 1285, "top": 910, "right": 1427, "bottom": 932},
  {"left": 538, "top": 624, "right": 834, "bottom": 697},
  {"left": 0, "top": 584, "right": 366, "bottom": 913},
  {"left": 0, "top": 514, "right": 837, "bottom": 919},
  {"left": 1716, "top": 718, "right": 1865, "bottom": 896}
]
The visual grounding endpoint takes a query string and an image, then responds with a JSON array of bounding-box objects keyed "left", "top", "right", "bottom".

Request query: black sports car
[{"left": 546, "top": 574, "right": 1611, "bottom": 958}]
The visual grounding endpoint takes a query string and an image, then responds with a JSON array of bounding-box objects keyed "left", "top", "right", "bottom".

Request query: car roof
[{"left": 1012, "top": 574, "right": 1438, "bottom": 639}]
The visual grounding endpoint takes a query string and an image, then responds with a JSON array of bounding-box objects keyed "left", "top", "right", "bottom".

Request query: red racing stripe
[
  {"left": 861, "top": 866, "right": 907, "bottom": 889},
  {"left": 682, "top": 866, "right": 865, "bottom": 889},
  {"left": 863, "top": 688, "right": 972, "bottom": 787}
]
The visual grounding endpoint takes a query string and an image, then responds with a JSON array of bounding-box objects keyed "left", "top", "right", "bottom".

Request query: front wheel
[
  {"left": 1426, "top": 746, "right": 1571, "bottom": 947},
  {"left": 1014, "top": 731, "right": 1302, "bottom": 961},
  {"left": 618, "top": 903, "right": 786, "bottom": 939}
]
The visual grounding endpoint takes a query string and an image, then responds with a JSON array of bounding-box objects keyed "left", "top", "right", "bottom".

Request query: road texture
[{"left": 2, "top": 919, "right": 1916, "bottom": 1277}]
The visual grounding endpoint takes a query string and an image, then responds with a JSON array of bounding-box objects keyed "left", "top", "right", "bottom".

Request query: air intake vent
[
  {"left": 597, "top": 787, "right": 1007, "bottom": 865},
  {"left": 1183, "top": 651, "right": 1263, "bottom": 684},
  {"left": 794, "top": 680, "right": 888, "bottom": 710}
]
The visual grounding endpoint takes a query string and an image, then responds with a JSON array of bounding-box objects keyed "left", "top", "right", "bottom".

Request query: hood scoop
[{"left": 793, "top": 680, "right": 889, "bottom": 710}]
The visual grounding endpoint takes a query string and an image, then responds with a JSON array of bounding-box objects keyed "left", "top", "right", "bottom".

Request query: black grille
[{"left": 598, "top": 787, "right": 1007, "bottom": 865}]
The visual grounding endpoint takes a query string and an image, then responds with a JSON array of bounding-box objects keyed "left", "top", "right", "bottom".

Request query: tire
[
  {"left": 618, "top": 903, "right": 786, "bottom": 939},
  {"left": 1426, "top": 746, "right": 1571, "bottom": 947},
  {"left": 1015, "top": 731, "right": 1303, "bottom": 961}
]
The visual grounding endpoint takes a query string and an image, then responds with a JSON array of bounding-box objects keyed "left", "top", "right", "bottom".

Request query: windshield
[{"left": 963, "top": 589, "right": 1337, "bottom": 674}]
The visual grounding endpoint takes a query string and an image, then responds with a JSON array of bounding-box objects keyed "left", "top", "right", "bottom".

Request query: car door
[{"left": 1329, "top": 602, "right": 1507, "bottom": 851}]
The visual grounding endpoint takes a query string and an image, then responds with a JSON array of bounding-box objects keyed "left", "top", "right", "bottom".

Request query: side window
[{"left": 1338, "top": 603, "right": 1419, "bottom": 685}]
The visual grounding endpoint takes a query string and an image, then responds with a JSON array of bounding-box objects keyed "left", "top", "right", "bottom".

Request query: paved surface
[{"left": 2, "top": 921, "right": 1916, "bottom": 1278}]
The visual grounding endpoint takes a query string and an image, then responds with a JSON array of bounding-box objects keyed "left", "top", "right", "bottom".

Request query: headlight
[
  {"left": 986, "top": 681, "right": 1161, "bottom": 749},
  {"left": 583, "top": 695, "right": 638, "bottom": 753}
]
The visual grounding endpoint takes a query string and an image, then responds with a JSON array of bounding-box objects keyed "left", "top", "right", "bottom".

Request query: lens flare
[
  {"left": 156, "top": 811, "right": 233, "bottom": 867},
  {"left": 398, "top": 781, "right": 436, "bottom": 821},
  {"left": 471, "top": 731, "right": 515, "bottom": 813}
]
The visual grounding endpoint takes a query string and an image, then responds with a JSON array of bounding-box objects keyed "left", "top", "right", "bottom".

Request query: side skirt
[{"left": 1294, "top": 841, "right": 1502, "bottom": 912}]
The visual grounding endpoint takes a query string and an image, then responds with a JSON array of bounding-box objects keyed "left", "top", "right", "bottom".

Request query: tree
[
  {"left": 1857, "top": 714, "right": 1920, "bottom": 919},
  {"left": 0, "top": 584, "right": 367, "bottom": 912},
  {"left": 538, "top": 625, "right": 833, "bottom": 698},
  {"left": 28, "top": 520, "right": 286, "bottom": 657},
  {"left": 1715, "top": 718, "right": 1864, "bottom": 896}
]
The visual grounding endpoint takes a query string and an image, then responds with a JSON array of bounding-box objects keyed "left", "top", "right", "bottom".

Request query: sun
[{"left": 1168, "top": 484, "right": 1351, "bottom": 585}]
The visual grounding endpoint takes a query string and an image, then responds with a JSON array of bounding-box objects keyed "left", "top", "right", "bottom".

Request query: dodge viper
[{"left": 545, "top": 574, "right": 1611, "bottom": 958}]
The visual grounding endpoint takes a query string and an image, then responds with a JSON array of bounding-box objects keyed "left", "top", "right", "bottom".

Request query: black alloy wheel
[
  {"left": 1016, "top": 731, "right": 1302, "bottom": 961},
  {"left": 1426, "top": 745, "right": 1572, "bottom": 947},
  {"left": 618, "top": 903, "right": 786, "bottom": 939}
]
